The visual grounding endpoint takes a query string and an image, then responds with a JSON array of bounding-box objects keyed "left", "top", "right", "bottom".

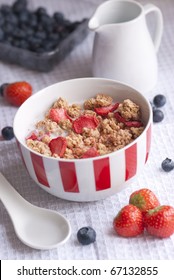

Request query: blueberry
[
  {"left": 77, "top": 227, "right": 96, "bottom": 245},
  {"left": 0, "top": 5, "right": 12, "bottom": 15},
  {"left": 161, "top": 158, "right": 174, "bottom": 172},
  {"left": 0, "top": 15, "right": 5, "bottom": 27},
  {"left": 28, "top": 14, "right": 38, "bottom": 28},
  {"left": 153, "top": 109, "right": 164, "bottom": 123},
  {"left": 44, "top": 23, "right": 54, "bottom": 33},
  {"left": 18, "top": 10, "right": 30, "bottom": 23},
  {"left": 35, "top": 24, "right": 44, "bottom": 32},
  {"left": 0, "top": 83, "right": 9, "bottom": 96},
  {"left": 1, "top": 126, "right": 14, "bottom": 140},
  {"left": 13, "top": 28, "right": 26, "bottom": 39},
  {"left": 28, "top": 36, "right": 42, "bottom": 51},
  {"left": 53, "top": 12, "right": 64, "bottom": 23},
  {"left": 35, "top": 7, "right": 47, "bottom": 17},
  {"left": 13, "top": 0, "right": 27, "bottom": 13},
  {"left": 39, "top": 14, "right": 53, "bottom": 27},
  {"left": 35, "top": 31, "right": 47, "bottom": 40},
  {"left": 5, "top": 13, "right": 18, "bottom": 25},
  {"left": 25, "top": 27, "right": 34, "bottom": 37},
  {"left": 0, "top": 28, "right": 4, "bottom": 41},
  {"left": 153, "top": 94, "right": 166, "bottom": 108},
  {"left": 2, "top": 22, "right": 14, "bottom": 35}
]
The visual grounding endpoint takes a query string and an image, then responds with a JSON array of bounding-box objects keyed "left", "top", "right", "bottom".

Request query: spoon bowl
[
  {"left": 0, "top": 172, "right": 71, "bottom": 250},
  {"left": 14, "top": 206, "right": 71, "bottom": 250}
]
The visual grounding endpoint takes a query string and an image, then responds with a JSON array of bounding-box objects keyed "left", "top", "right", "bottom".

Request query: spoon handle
[{"left": 0, "top": 172, "right": 29, "bottom": 219}]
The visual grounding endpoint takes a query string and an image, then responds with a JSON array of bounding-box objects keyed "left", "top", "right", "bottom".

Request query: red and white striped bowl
[{"left": 13, "top": 78, "right": 152, "bottom": 201}]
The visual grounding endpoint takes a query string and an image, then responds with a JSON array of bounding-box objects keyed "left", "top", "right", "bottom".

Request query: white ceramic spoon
[{"left": 0, "top": 172, "right": 71, "bottom": 250}]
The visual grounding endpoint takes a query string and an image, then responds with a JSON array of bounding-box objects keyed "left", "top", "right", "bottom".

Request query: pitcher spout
[{"left": 88, "top": 17, "right": 100, "bottom": 31}]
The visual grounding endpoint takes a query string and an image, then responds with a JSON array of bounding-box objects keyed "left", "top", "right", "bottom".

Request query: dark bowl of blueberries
[{"left": 0, "top": 0, "right": 90, "bottom": 72}]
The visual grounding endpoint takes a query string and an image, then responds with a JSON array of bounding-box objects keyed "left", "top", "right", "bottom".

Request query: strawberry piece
[
  {"left": 48, "top": 108, "right": 70, "bottom": 123},
  {"left": 49, "top": 137, "right": 67, "bottom": 157},
  {"left": 81, "top": 147, "right": 99, "bottom": 158},
  {"left": 95, "top": 103, "right": 119, "bottom": 116},
  {"left": 114, "top": 112, "right": 143, "bottom": 127},
  {"left": 26, "top": 132, "right": 38, "bottom": 140},
  {"left": 113, "top": 204, "right": 144, "bottom": 237},
  {"left": 73, "top": 115, "right": 99, "bottom": 134},
  {"left": 125, "top": 121, "right": 143, "bottom": 127},
  {"left": 114, "top": 112, "right": 127, "bottom": 123},
  {"left": 4, "top": 81, "right": 32, "bottom": 106},
  {"left": 129, "top": 188, "right": 160, "bottom": 215},
  {"left": 144, "top": 205, "right": 174, "bottom": 238}
]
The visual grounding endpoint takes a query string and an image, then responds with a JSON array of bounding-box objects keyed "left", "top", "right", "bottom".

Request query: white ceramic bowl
[{"left": 13, "top": 78, "right": 152, "bottom": 201}]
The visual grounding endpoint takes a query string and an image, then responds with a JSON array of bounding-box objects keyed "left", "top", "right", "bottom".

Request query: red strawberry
[
  {"left": 26, "top": 132, "right": 38, "bottom": 140},
  {"left": 49, "top": 137, "right": 67, "bottom": 157},
  {"left": 129, "top": 188, "right": 160, "bottom": 214},
  {"left": 144, "top": 205, "right": 174, "bottom": 238},
  {"left": 48, "top": 108, "right": 70, "bottom": 123},
  {"left": 73, "top": 115, "right": 99, "bottom": 134},
  {"left": 95, "top": 103, "right": 119, "bottom": 116},
  {"left": 114, "top": 112, "right": 127, "bottom": 123},
  {"left": 113, "top": 205, "right": 144, "bottom": 237},
  {"left": 81, "top": 147, "right": 99, "bottom": 158},
  {"left": 4, "top": 81, "right": 32, "bottom": 106},
  {"left": 114, "top": 112, "right": 143, "bottom": 127},
  {"left": 125, "top": 121, "right": 143, "bottom": 127}
]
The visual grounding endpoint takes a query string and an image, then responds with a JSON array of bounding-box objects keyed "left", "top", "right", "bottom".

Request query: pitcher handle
[{"left": 144, "top": 4, "right": 163, "bottom": 52}]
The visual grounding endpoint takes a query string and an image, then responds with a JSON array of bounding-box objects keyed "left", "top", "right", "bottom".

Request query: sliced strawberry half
[
  {"left": 48, "top": 108, "right": 70, "bottom": 123},
  {"left": 125, "top": 121, "right": 143, "bottom": 127},
  {"left": 73, "top": 115, "right": 99, "bottom": 134},
  {"left": 95, "top": 102, "right": 119, "bottom": 116},
  {"left": 49, "top": 137, "right": 67, "bottom": 157},
  {"left": 81, "top": 147, "right": 99, "bottom": 158}
]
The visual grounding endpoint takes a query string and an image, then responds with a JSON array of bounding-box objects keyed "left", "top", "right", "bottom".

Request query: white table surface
[{"left": 1, "top": 0, "right": 174, "bottom": 260}]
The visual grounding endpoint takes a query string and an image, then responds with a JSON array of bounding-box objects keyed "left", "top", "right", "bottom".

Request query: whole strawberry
[
  {"left": 129, "top": 188, "right": 160, "bottom": 214},
  {"left": 144, "top": 205, "right": 174, "bottom": 238},
  {"left": 113, "top": 205, "right": 144, "bottom": 237},
  {"left": 3, "top": 81, "right": 32, "bottom": 106}
]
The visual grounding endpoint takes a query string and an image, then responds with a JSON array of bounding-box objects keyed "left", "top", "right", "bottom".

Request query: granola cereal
[{"left": 26, "top": 94, "right": 145, "bottom": 159}]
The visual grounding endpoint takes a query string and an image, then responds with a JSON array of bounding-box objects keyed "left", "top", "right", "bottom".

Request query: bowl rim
[{"left": 13, "top": 77, "right": 152, "bottom": 162}]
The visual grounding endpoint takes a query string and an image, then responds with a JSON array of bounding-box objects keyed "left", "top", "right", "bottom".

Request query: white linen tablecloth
[{"left": 1, "top": 0, "right": 174, "bottom": 260}]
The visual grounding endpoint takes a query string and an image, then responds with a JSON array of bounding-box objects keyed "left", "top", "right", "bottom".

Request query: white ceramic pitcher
[{"left": 88, "top": 0, "right": 163, "bottom": 93}]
